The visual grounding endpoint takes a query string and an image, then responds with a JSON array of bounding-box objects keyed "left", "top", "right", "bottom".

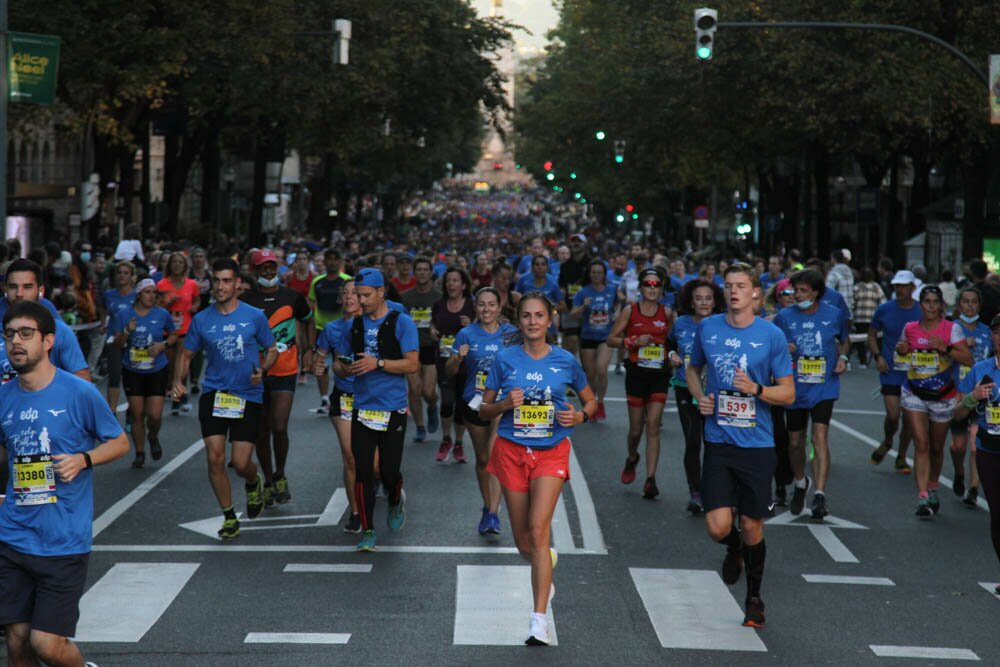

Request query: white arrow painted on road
[
  {"left": 180, "top": 488, "right": 348, "bottom": 540},
  {"left": 766, "top": 512, "right": 867, "bottom": 563}
]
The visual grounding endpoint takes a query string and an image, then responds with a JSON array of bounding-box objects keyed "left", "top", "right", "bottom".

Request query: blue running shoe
[
  {"left": 486, "top": 511, "right": 501, "bottom": 535},
  {"left": 478, "top": 507, "right": 490, "bottom": 535},
  {"left": 387, "top": 490, "right": 406, "bottom": 531},
  {"left": 356, "top": 529, "right": 377, "bottom": 552},
  {"left": 414, "top": 426, "right": 427, "bottom": 443},
  {"left": 427, "top": 406, "right": 440, "bottom": 434}
]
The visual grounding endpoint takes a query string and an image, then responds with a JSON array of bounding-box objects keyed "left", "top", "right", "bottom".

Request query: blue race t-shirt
[
  {"left": 0, "top": 370, "right": 123, "bottom": 556},
  {"left": 515, "top": 275, "right": 564, "bottom": 303},
  {"left": 957, "top": 358, "right": 1000, "bottom": 453},
  {"left": 0, "top": 319, "right": 88, "bottom": 383},
  {"left": 112, "top": 305, "right": 175, "bottom": 373},
  {"left": 0, "top": 297, "right": 60, "bottom": 323},
  {"left": 774, "top": 303, "right": 850, "bottom": 408},
  {"left": 102, "top": 288, "right": 136, "bottom": 330},
  {"left": 574, "top": 285, "right": 618, "bottom": 341},
  {"left": 339, "top": 310, "right": 419, "bottom": 411},
  {"left": 821, "top": 288, "right": 852, "bottom": 322},
  {"left": 668, "top": 314, "right": 700, "bottom": 387},
  {"left": 869, "top": 300, "right": 923, "bottom": 386},
  {"left": 453, "top": 322, "right": 519, "bottom": 403},
  {"left": 955, "top": 320, "right": 993, "bottom": 384},
  {"left": 486, "top": 345, "right": 589, "bottom": 449},
  {"left": 317, "top": 317, "right": 355, "bottom": 394},
  {"left": 184, "top": 301, "right": 275, "bottom": 403},
  {"left": 760, "top": 272, "right": 785, "bottom": 292},
  {"left": 688, "top": 314, "right": 793, "bottom": 448}
]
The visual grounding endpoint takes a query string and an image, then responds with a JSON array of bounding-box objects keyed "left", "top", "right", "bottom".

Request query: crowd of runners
[{"left": 1, "top": 186, "right": 999, "bottom": 659}]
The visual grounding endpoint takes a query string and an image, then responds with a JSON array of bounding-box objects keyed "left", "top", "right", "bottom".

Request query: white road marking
[
  {"left": 802, "top": 574, "right": 894, "bottom": 586},
  {"left": 284, "top": 563, "right": 372, "bottom": 573},
  {"left": 179, "top": 489, "right": 346, "bottom": 539},
  {"left": 552, "top": 495, "right": 575, "bottom": 553},
  {"left": 807, "top": 525, "right": 859, "bottom": 563},
  {"left": 978, "top": 582, "right": 999, "bottom": 596},
  {"left": 829, "top": 419, "right": 989, "bottom": 510},
  {"left": 869, "top": 645, "right": 979, "bottom": 660},
  {"left": 94, "top": 544, "right": 526, "bottom": 554},
  {"left": 316, "top": 487, "right": 349, "bottom": 526},
  {"left": 92, "top": 439, "right": 204, "bottom": 538},
  {"left": 767, "top": 512, "right": 865, "bottom": 563},
  {"left": 75, "top": 563, "right": 199, "bottom": 642},
  {"left": 629, "top": 568, "right": 766, "bottom": 652},
  {"left": 568, "top": 445, "right": 607, "bottom": 554},
  {"left": 245, "top": 632, "right": 350, "bottom": 644},
  {"left": 453, "top": 565, "right": 556, "bottom": 645}
]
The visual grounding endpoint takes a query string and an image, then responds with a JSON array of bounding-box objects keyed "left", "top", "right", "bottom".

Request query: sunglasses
[
  {"left": 780, "top": 289, "right": 794, "bottom": 296},
  {"left": 642, "top": 281, "right": 662, "bottom": 288}
]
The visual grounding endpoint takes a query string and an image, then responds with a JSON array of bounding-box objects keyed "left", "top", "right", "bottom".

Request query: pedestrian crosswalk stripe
[
  {"left": 75, "top": 562, "right": 200, "bottom": 642},
  {"left": 803, "top": 574, "right": 894, "bottom": 586},
  {"left": 245, "top": 632, "right": 351, "bottom": 644},
  {"left": 453, "top": 565, "right": 557, "bottom": 645},
  {"left": 629, "top": 568, "right": 767, "bottom": 652},
  {"left": 869, "top": 645, "right": 979, "bottom": 660},
  {"left": 284, "top": 563, "right": 372, "bottom": 573}
]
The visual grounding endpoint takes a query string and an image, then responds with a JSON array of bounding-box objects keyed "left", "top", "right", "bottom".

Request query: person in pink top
[
  {"left": 895, "top": 285, "right": 972, "bottom": 517},
  {"left": 158, "top": 251, "right": 201, "bottom": 415}
]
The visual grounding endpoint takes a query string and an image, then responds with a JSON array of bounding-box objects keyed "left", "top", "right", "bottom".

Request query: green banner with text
[{"left": 9, "top": 31, "right": 60, "bottom": 105}]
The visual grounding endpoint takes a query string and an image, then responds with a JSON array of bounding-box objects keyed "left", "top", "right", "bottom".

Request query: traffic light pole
[{"left": 717, "top": 21, "right": 990, "bottom": 88}]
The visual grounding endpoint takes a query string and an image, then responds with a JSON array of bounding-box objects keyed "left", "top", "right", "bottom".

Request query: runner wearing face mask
[
  {"left": 949, "top": 286, "right": 992, "bottom": 506},
  {"left": 240, "top": 249, "right": 314, "bottom": 506}
]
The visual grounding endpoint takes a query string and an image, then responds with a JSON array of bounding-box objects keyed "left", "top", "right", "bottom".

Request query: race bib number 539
[{"left": 717, "top": 390, "right": 756, "bottom": 428}]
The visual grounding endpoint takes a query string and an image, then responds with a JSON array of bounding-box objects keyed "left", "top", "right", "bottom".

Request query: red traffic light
[
  {"left": 543, "top": 161, "right": 553, "bottom": 171},
  {"left": 625, "top": 204, "right": 635, "bottom": 213}
]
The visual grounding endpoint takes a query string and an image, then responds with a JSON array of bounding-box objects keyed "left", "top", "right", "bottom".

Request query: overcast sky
[{"left": 470, "top": 0, "right": 559, "bottom": 54}]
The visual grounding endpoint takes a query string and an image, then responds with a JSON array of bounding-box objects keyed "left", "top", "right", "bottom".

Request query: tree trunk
[
  {"left": 307, "top": 154, "right": 333, "bottom": 237},
  {"left": 199, "top": 131, "right": 220, "bottom": 233},
  {"left": 118, "top": 146, "right": 135, "bottom": 227},
  {"left": 813, "top": 146, "right": 831, "bottom": 258},
  {"left": 141, "top": 122, "right": 152, "bottom": 238},
  {"left": 248, "top": 138, "right": 267, "bottom": 245}
]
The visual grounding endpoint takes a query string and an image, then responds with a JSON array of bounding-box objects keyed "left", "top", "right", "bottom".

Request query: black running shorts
[
  {"left": 785, "top": 399, "right": 835, "bottom": 431},
  {"left": 198, "top": 391, "right": 262, "bottom": 444},
  {"left": 0, "top": 542, "right": 89, "bottom": 638},
  {"left": 701, "top": 441, "right": 776, "bottom": 519}
]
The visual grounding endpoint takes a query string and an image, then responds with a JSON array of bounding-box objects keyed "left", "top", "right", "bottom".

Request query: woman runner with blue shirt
[
  {"left": 570, "top": 259, "right": 619, "bottom": 421},
  {"left": 950, "top": 286, "right": 993, "bottom": 505},
  {"left": 479, "top": 291, "right": 596, "bottom": 646},
  {"left": 668, "top": 278, "right": 724, "bottom": 514},
  {"left": 954, "top": 315, "right": 1000, "bottom": 594},
  {"left": 111, "top": 279, "right": 176, "bottom": 468},
  {"left": 313, "top": 279, "right": 364, "bottom": 534},
  {"left": 445, "top": 287, "right": 518, "bottom": 535}
]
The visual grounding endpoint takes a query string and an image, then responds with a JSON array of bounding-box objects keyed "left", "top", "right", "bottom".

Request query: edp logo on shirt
[
  {"left": 19, "top": 408, "right": 38, "bottom": 423},
  {"left": 526, "top": 372, "right": 544, "bottom": 382}
]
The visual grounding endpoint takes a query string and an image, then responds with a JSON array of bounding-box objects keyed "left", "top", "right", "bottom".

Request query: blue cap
[{"left": 356, "top": 267, "right": 385, "bottom": 288}]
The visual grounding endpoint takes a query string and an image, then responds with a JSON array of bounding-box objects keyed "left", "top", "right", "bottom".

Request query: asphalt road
[{"left": 68, "top": 365, "right": 999, "bottom": 666}]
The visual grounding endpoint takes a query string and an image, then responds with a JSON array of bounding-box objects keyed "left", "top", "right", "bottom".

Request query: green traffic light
[
  {"left": 570, "top": 172, "right": 577, "bottom": 179},
  {"left": 595, "top": 131, "right": 606, "bottom": 141},
  {"left": 546, "top": 173, "right": 555, "bottom": 181},
  {"left": 631, "top": 213, "right": 639, "bottom": 220},
  {"left": 697, "top": 46, "right": 712, "bottom": 59},
  {"left": 616, "top": 214, "right": 625, "bottom": 223},
  {"left": 515, "top": 163, "right": 521, "bottom": 169},
  {"left": 580, "top": 197, "right": 587, "bottom": 203},
  {"left": 615, "top": 155, "right": 624, "bottom": 164},
  {"left": 574, "top": 192, "right": 581, "bottom": 199}
]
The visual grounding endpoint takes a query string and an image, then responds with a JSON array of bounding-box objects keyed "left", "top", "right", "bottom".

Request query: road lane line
[
  {"left": 829, "top": 419, "right": 989, "bottom": 511},
  {"left": 316, "top": 487, "right": 349, "bottom": 526},
  {"left": 630, "top": 568, "right": 766, "bottom": 652},
  {"left": 552, "top": 495, "right": 576, "bottom": 553},
  {"left": 284, "top": 564, "right": 372, "bottom": 573},
  {"left": 245, "top": 633, "right": 350, "bottom": 644},
  {"left": 568, "top": 445, "right": 607, "bottom": 554},
  {"left": 94, "top": 544, "right": 526, "bottom": 554},
  {"left": 75, "top": 562, "right": 199, "bottom": 642},
  {"left": 807, "top": 525, "right": 859, "bottom": 563},
  {"left": 453, "top": 565, "right": 557, "bottom": 645},
  {"left": 92, "top": 439, "right": 204, "bottom": 538},
  {"left": 869, "top": 645, "right": 979, "bottom": 660},
  {"left": 803, "top": 574, "right": 894, "bottom": 586}
]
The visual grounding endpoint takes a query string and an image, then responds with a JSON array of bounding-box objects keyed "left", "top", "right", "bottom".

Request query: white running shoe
[{"left": 525, "top": 614, "right": 550, "bottom": 646}]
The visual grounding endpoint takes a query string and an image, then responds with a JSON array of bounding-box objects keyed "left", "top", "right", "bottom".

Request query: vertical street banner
[
  {"left": 991, "top": 54, "right": 1000, "bottom": 125},
  {"left": 9, "top": 32, "right": 61, "bottom": 105}
]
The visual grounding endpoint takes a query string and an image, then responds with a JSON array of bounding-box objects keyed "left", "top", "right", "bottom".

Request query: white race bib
[
  {"left": 212, "top": 392, "right": 246, "bottom": 419},
  {"left": 796, "top": 356, "right": 826, "bottom": 384},
  {"left": 717, "top": 390, "right": 756, "bottom": 428},
  {"left": 358, "top": 409, "right": 391, "bottom": 432}
]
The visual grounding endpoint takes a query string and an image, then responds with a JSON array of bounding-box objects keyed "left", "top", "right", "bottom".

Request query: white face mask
[{"left": 257, "top": 276, "right": 280, "bottom": 288}]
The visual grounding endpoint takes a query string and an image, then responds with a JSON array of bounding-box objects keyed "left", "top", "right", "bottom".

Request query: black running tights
[
  {"left": 977, "top": 448, "right": 1000, "bottom": 564},
  {"left": 352, "top": 411, "right": 407, "bottom": 531},
  {"left": 674, "top": 387, "right": 703, "bottom": 493}
]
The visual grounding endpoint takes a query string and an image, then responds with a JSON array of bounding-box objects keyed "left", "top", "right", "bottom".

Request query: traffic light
[
  {"left": 694, "top": 8, "right": 718, "bottom": 60},
  {"left": 595, "top": 131, "right": 606, "bottom": 141},
  {"left": 616, "top": 213, "right": 625, "bottom": 223},
  {"left": 569, "top": 172, "right": 577, "bottom": 179},
  {"left": 546, "top": 173, "right": 555, "bottom": 181},
  {"left": 614, "top": 140, "right": 626, "bottom": 164},
  {"left": 625, "top": 204, "right": 634, "bottom": 213},
  {"left": 543, "top": 161, "right": 553, "bottom": 171}
]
